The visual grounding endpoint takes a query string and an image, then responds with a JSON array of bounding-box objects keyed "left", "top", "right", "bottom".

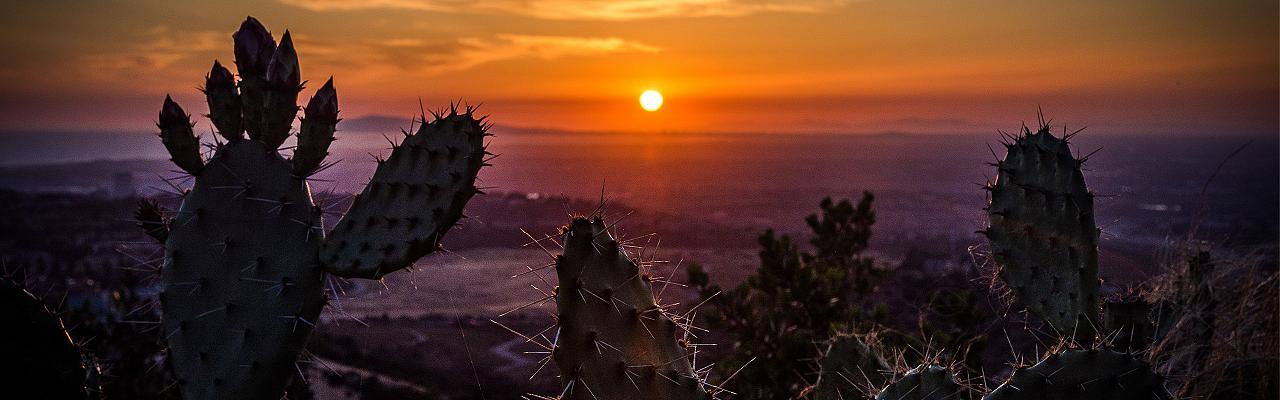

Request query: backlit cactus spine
[
  {"left": 146, "top": 17, "right": 489, "bottom": 400},
  {"left": 981, "top": 117, "right": 1099, "bottom": 341}
]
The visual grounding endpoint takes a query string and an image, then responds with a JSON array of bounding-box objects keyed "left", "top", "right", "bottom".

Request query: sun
[{"left": 639, "top": 89, "right": 663, "bottom": 112}]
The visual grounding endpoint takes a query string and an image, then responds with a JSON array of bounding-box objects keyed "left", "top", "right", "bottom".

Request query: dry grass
[{"left": 1145, "top": 244, "right": 1278, "bottom": 399}]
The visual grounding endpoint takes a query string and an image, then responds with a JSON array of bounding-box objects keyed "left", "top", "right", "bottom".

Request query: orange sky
[{"left": 0, "top": 0, "right": 1275, "bottom": 134}]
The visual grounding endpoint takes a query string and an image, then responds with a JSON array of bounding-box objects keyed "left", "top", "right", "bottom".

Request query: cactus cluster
[
  {"left": 74, "top": 14, "right": 1237, "bottom": 397},
  {"left": 143, "top": 17, "right": 488, "bottom": 399}
]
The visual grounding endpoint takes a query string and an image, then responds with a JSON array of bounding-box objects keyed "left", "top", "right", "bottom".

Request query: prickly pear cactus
[
  {"left": 0, "top": 277, "right": 88, "bottom": 398},
  {"left": 551, "top": 217, "right": 707, "bottom": 400},
  {"left": 875, "top": 365, "right": 965, "bottom": 400},
  {"left": 983, "top": 122, "right": 1099, "bottom": 338},
  {"left": 809, "top": 333, "right": 890, "bottom": 400},
  {"left": 150, "top": 16, "right": 488, "bottom": 399},
  {"left": 984, "top": 348, "right": 1169, "bottom": 400}
]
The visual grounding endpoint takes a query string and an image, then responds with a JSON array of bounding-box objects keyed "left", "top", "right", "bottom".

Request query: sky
[{"left": 0, "top": 0, "right": 1275, "bottom": 135}]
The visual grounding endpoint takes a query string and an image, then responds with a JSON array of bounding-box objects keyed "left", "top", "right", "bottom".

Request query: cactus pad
[
  {"left": 810, "top": 333, "right": 891, "bottom": 400},
  {"left": 319, "top": 108, "right": 487, "bottom": 279},
  {"left": 0, "top": 277, "right": 88, "bottom": 398},
  {"left": 161, "top": 140, "right": 326, "bottom": 399},
  {"left": 984, "top": 348, "right": 1169, "bottom": 400},
  {"left": 551, "top": 216, "right": 707, "bottom": 400},
  {"left": 984, "top": 123, "right": 1099, "bottom": 336},
  {"left": 875, "top": 365, "right": 965, "bottom": 400}
]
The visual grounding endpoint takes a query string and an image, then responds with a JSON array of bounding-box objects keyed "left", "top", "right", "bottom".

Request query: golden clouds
[{"left": 277, "top": 0, "right": 851, "bottom": 20}]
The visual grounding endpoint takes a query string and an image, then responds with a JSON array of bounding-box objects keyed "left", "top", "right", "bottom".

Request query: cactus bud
[
  {"left": 232, "top": 16, "right": 275, "bottom": 80},
  {"left": 206, "top": 60, "right": 235, "bottom": 89},
  {"left": 204, "top": 60, "right": 242, "bottom": 141},
  {"left": 305, "top": 77, "right": 338, "bottom": 122},
  {"left": 294, "top": 77, "right": 338, "bottom": 175},
  {"left": 158, "top": 96, "right": 204, "bottom": 174},
  {"left": 255, "top": 30, "right": 302, "bottom": 149},
  {"left": 159, "top": 95, "right": 189, "bottom": 128},
  {"left": 266, "top": 31, "right": 300, "bottom": 90}
]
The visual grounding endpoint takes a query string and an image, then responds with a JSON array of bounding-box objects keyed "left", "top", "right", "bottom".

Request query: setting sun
[{"left": 639, "top": 89, "right": 663, "bottom": 112}]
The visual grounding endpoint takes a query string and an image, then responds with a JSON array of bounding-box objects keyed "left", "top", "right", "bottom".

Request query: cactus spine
[
  {"left": 147, "top": 16, "right": 488, "bottom": 399},
  {"left": 983, "top": 119, "right": 1099, "bottom": 340},
  {"left": 550, "top": 216, "right": 707, "bottom": 400}
]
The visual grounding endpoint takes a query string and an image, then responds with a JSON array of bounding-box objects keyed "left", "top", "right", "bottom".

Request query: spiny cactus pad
[
  {"left": 551, "top": 217, "right": 707, "bottom": 400},
  {"left": 319, "top": 108, "right": 487, "bottom": 279},
  {"left": 984, "top": 348, "right": 1169, "bottom": 400},
  {"left": 810, "top": 333, "right": 891, "bottom": 400},
  {"left": 984, "top": 123, "right": 1099, "bottom": 336},
  {"left": 874, "top": 365, "right": 965, "bottom": 400},
  {"left": 0, "top": 277, "right": 88, "bottom": 398},
  {"left": 161, "top": 140, "right": 326, "bottom": 399}
]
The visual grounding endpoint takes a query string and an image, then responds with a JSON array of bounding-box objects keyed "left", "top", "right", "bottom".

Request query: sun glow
[{"left": 639, "top": 89, "right": 663, "bottom": 112}]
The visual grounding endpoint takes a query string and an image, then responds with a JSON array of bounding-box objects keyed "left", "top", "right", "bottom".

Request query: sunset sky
[{"left": 0, "top": 0, "right": 1275, "bottom": 134}]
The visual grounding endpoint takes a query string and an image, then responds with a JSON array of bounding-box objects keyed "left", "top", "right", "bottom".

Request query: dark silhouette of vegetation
[{"left": 688, "top": 193, "right": 884, "bottom": 399}]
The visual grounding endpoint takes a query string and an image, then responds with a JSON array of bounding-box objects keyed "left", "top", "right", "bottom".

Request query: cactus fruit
[
  {"left": 0, "top": 276, "right": 89, "bottom": 398},
  {"left": 808, "top": 333, "right": 891, "bottom": 400},
  {"left": 318, "top": 105, "right": 487, "bottom": 279},
  {"left": 874, "top": 365, "right": 965, "bottom": 400},
  {"left": 149, "top": 17, "right": 488, "bottom": 399},
  {"left": 984, "top": 348, "right": 1169, "bottom": 400},
  {"left": 550, "top": 216, "right": 707, "bottom": 400},
  {"left": 982, "top": 120, "right": 1099, "bottom": 339}
]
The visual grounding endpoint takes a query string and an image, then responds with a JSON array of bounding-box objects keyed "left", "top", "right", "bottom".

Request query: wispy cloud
[
  {"left": 278, "top": 0, "right": 850, "bottom": 20},
  {"left": 85, "top": 26, "right": 223, "bottom": 72},
  {"left": 301, "top": 34, "right": 660, "bottom": 76}
]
